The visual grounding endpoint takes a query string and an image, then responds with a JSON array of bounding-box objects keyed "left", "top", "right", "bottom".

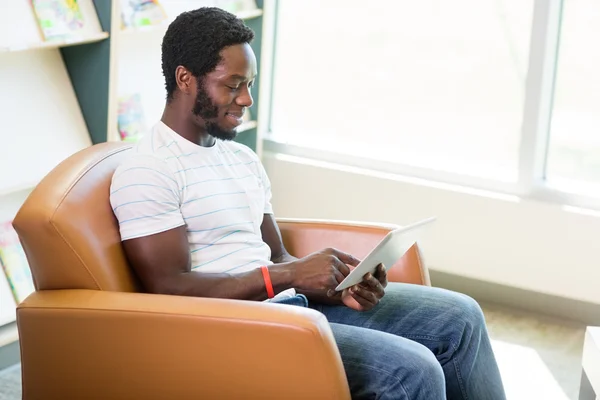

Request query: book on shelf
[
  {"left": 120, "top": 0, "right": 168, "bottom": 29},
  {"left": 0, "top": 221, "right": 35, "bottom": 304},
  {"left": 117, "top": 93, "right": 148, "bottom": 142},
  {"left": 0, "top": 269, "right": 17, "bottom": 326},
  {"left": 119, "top": 0, "right": 259, "bottom": 28},
  {"left": 30, "top": 0, "right": 86, "bottom": 42}
]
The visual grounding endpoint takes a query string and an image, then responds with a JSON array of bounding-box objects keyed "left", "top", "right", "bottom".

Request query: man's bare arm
[
  {"left": 123, "top": 225, "right": 294, "bottom": 300},
  {"left": 122, "top": 223, "right": 353, "bottom": 300}
]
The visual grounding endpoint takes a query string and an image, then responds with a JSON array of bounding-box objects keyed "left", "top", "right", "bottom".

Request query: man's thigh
[
  {"left": 329, "top": 322, "right": 445, "bottom": 400},
  {"left": 317, "top": 283, "right": 504, "bottom": 399},
  {"left": 311, "top": 282, "right": 485, "bottom": 342}
]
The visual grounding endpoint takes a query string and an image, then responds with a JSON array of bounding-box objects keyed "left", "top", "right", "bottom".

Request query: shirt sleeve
[
  {"left": 109, "top": 155, "right": 185, "bottom": 241},
  {"left": 256, "top": 159, "right": 274, "bottom": 214}
]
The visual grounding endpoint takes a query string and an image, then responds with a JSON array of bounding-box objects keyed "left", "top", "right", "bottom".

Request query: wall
[{"left": 263, "top": 152, "right": 600, "bottom": 305}]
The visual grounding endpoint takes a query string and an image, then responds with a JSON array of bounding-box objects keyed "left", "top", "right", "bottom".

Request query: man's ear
[{"left": 175, "top": 66, "right": 195, "bottom": 96}]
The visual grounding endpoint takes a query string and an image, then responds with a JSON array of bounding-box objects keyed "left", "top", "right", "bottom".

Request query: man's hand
[
  {"left": 288, "top": 248, "right": 360, "bottom": 291},
  {"left": 330, "top": 264, "right": 388, "bottom": 312}
]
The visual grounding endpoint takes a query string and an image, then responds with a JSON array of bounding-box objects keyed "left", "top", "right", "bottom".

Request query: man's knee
[
  {"left": 450, "top": 292, "right": 487, "bottom": 332},
  {"left": 397, "top": 345, "right": 445, "bottom": 398},
  {"left": 336, "top": 324, "right": 446, "bottom": 400},
  {"left": 355, "top": 343, "right": 445, "bottom": 400}
]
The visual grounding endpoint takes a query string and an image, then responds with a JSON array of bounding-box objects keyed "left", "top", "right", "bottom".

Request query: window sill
[{"left": 263, "top": 137, "right": 600, "bottom": 213}]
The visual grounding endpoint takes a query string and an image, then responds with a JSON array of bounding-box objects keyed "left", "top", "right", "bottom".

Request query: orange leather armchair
[{"left": 12, "top": 142, "right": 431, "bottom": 400}]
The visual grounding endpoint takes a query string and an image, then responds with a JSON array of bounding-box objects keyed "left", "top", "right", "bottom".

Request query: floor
[
  {"left": 0, "top": 302, "right": 586, "bottom": 400},
  {"left": 482, "top": 302, "right": 585, "bottom": 400},
  {"left": 0, "top": 363, "right": 20, "bottom": 400}
]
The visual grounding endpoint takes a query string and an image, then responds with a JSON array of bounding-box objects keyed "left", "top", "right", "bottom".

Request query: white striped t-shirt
[{"left": 109, "top": 121, "right": 294, "bottom": 299}]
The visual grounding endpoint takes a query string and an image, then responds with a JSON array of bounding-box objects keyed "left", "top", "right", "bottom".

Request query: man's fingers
[
  {"left": 374, "top": 263, "right": 388, "bottom": 287},
  {"left": 332, "top": 268, "right": 346, "bottom": 285},
  {"left": 361, "top": 272, "right": 385, "bottom": 297},
  {"left": 350, "top": 288, "right": 374, "bottom": 308},
  {"left": 329, "top": 248, "right": 361, "bottom": 267},
  {"left": 333, "top": 257, "right": 351, "bottom": 276},
  {"left": 351, "top": 284, "right": 378, "bottom": 305}
]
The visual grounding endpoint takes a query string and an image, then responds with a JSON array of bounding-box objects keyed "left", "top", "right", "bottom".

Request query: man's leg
[
  {"left": 311, "top": 283, "right": 506, "bottom": 400},
  {"left": 330, "top": 322, "right": 446, "bottom": 400}
]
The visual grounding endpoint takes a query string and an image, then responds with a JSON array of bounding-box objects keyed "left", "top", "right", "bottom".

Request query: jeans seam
[
  {"left": 453, "top": 358, "right": 468, "bottom": 400},
  {"left": 399, "top": 334, "right": 469, "bottom": 400},
  {"left": 344, "top": 360, "right": 410, "bottom": 400},
  {"left": 396, "top": 334, "right": 453, "bottom": 345}
]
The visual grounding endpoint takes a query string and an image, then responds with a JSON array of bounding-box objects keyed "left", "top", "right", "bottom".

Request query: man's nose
[{"left": 236, "top": 86, "right": 253, "bottom": 108}]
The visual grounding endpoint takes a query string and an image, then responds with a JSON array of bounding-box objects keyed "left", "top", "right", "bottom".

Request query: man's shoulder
[
  {"left": 110, "top": 147, "right": 180, "bottom": 200},
  {"left": 112, "top": 151, "right": 172, "bottom": 178},
  {"left": 113, "top": 123, "right": 181, "bottom": 176}
]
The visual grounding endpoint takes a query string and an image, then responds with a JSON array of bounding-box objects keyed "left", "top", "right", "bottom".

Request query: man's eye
[{"left": 226, "top": 85, "right": 238, "bottom": 91}]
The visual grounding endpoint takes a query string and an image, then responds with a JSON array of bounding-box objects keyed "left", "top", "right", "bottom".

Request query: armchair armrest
[
  {"left": 276, "top": 218, "right": 431, "bottom": 286},
  {"left": 17, "top": 290, "right": 351, "bottom": 400}
]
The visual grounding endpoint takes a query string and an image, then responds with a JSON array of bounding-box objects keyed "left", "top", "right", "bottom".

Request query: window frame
[{"left": 257, "top": 0, "right": 600, "bottom": 211}]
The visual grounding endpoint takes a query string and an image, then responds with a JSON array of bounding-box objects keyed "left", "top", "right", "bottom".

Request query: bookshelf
[
  {"left": 0, "top": 1, "right": 268, "bottom": 358},
  {"left": 0, "top": 189, "right": 33, "bottom": 343},
  {"left": 0, "top": 1, "right": 106, "bottom": 342},
  {"left": 0, "top": 1, "right": 104, "bottom": 199}
]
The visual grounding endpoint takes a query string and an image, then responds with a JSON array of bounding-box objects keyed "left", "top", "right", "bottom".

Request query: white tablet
[{"left": 335, "top": 216, "right": 436, "bottom": 291}]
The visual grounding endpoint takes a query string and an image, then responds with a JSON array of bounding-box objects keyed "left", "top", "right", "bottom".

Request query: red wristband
[{"left": 260, "top": 266, "right": 275, "bottom": 299}]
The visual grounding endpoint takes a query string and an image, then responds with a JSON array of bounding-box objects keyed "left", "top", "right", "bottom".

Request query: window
[
  {"left": 545, "top": 0, "right": 600, "bottom": 197},
  {"left": 270, "top": 0, "right": 534, "bottom": 182},
  {"left": 265, "top": 0, "right": 600, "bottom": 206}
]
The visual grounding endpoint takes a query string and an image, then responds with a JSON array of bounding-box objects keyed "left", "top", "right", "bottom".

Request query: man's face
[{"left": 191, "top": 43, "right": 257, "bottom": 141}]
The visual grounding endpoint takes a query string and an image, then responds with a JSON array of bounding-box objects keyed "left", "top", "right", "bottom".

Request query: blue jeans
[{"left": 275, "top": 283, "right": 506, "bottom": 399}]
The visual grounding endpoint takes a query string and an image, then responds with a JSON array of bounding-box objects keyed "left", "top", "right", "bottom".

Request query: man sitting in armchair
[{"left": 109, "top": 7, "right": 506, "bottom": 400}]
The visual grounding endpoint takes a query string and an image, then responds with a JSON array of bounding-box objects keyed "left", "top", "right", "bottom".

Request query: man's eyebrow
[{"left": 228, "top": 74, "right": 256, "bottom": 81}]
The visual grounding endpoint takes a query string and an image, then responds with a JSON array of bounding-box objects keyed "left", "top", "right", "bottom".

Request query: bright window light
[
  {"left": 271, "top": 0, "right": 534, "bottom": 182},
  {"left": 546, "top": 0, "right": 600, "bottom": 197}
]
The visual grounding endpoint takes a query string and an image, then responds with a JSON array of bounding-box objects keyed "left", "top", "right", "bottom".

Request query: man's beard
[{"left": 192, "top": 79, "right": 237, "bottom": 141}]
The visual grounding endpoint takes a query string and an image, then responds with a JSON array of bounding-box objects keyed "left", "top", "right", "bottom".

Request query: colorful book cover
[
  {"left": 30, "top": 0, "right": 85, "bottom": 41},
  {"left": 117, "top": 93, "right": 148, "bottom": 142},
  {"left": 0, "top": 270, "right": 17, "bottom": 326},
  {"left": 0, "top": 221, "right": 35, "bottom": 304},
  {"left": 120, "top": 0, "right": 168, "bottom": 29}
]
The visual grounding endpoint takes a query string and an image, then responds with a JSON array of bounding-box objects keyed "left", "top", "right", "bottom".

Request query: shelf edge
[
  {"left": 0, "top": 32, "right": 109, "bottom": 54},
  {"left": 120, "top": 8, "right": 263, "bottom": 35}
]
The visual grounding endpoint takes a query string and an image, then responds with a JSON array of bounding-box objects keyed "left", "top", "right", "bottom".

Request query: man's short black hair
[{"left": 161, "top": 7, "right": 255, "bottom": 101}]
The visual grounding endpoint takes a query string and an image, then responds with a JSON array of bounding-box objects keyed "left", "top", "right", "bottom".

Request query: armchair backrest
[{"left": 12, "top": 142, "right": 140, "bottom": 293}]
